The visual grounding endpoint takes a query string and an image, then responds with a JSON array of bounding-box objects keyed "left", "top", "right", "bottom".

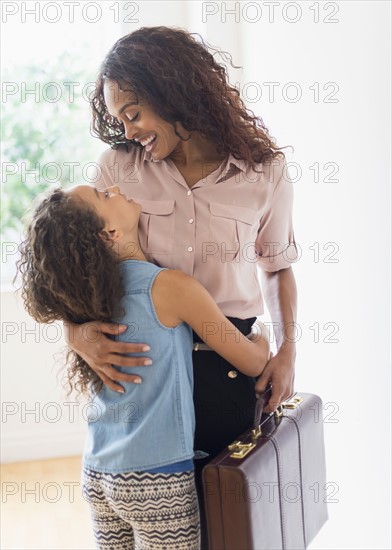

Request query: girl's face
[
  {"left": 103, "top": 79, "right": 185, "bottom": 161},
  {"left": 68, "top": 185, "right": 141, "bottom": 236}
]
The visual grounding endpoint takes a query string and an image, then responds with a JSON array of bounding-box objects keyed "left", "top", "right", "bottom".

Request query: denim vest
[{"left": 82, "top": 260, "right": 195, "bottom": 473}]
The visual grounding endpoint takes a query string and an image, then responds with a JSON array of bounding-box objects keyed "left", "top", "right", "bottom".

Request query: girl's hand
[
  {"left": 248, "top": 321, "right": 271, "bottom": 370},
  {"left": 255, "top": 347, "right": 295, "bottom": 413},
  {"left": 64, "top": 321, "right": 152, "bottom": 393}
]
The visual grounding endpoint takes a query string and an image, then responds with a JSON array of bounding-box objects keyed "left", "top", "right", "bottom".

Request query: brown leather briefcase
[{"left": 202, "top": 388, "right": 329, "bottom": 549}]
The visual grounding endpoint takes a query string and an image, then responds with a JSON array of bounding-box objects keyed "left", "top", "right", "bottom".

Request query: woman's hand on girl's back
[{"left": 63, "top": 321, "right": 152, "bottom": 393}]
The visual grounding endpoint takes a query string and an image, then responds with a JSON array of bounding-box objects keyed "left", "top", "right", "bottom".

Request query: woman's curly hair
[
  {"left": 16, "top": 188, "right": 124, "bottom": 397},
  {"left": 91, "top": 26, "right": 289, "bottom": 168}
]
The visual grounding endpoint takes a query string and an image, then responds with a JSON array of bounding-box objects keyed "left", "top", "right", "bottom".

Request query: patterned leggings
[{"left": 82, "top": 467, "right": 200, "bottom": 549}]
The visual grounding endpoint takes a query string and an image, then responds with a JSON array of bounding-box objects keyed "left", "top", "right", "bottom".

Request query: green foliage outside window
[{"left": 1, "top": 51, "right": 104, "bottom": 239}]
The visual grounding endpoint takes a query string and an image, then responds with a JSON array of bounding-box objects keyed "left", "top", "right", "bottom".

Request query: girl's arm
[{"left": 156, "top": 270, "right": 270, "bottom": 376}]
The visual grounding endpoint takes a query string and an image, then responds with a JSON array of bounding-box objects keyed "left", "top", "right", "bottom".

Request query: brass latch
[
  {"left": 228, "top": 441, "right": 256, "bottom": 459},
  {"left": 251, "top": 426, "right": 262, "bottom": 441},
  {"left": 274, "top": 395, "right": 304, "bottom": 418}
]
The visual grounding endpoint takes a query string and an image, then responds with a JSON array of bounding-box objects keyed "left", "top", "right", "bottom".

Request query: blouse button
[
  {"left": 189, "top": 218, "right": 194, "bottom": 224},
  {"left": 228, "top": 370, "right": 238, "bottom": 379},
  {"left": 187, "top": 246, "right": 193, "bottom": 252},
  {"left": 187, "top": 190, "right": 192, "bottom": 196}
]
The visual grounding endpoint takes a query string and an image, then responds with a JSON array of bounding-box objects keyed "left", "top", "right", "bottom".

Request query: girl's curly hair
[
  {"left": 16, "top": 188, "right": 124, "bottom": 397},
  {"left": 91, "top": 26, "right": 289, "bottom": 168}
]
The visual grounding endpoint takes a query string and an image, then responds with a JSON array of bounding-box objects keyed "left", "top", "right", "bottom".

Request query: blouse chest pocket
[
  {"left": 209, "top": 202, "right": 257, "bottom": 262},
  {"left": 137, "top": 199, "right": 175, "bottom": 255}
]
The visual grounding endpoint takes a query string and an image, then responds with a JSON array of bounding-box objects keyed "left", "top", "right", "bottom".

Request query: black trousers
[{"left": 192, "top": 317, "right": 257, "bottom": 549}]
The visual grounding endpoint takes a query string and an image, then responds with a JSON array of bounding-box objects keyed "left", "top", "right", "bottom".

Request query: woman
[
  {"left": 66, "top": 26, "right": 298, "bottom": 546},
  {"left": 18, "top": 184, "right": 270, "bottom": 549}
]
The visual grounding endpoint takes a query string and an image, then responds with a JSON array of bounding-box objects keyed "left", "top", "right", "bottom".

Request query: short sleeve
[{"left": 255, "top": 158, "right": 299, "bottom": 272}]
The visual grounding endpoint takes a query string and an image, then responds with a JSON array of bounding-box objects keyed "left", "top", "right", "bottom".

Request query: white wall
[
  {"left": 1, "top": 290, "right": 88, "bottom": 462},
  {"left": 1, "top": 1, "right": 391, "bottom": 549}
]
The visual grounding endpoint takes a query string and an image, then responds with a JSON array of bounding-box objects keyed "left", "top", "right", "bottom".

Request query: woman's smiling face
[{"left": 103, "top": 79, "right": 184, "bottom": 160}]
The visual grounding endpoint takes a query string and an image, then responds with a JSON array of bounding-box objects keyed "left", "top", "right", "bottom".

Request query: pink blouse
[{"left": 95, "top": 145, "right": 298, "bottom": 318}]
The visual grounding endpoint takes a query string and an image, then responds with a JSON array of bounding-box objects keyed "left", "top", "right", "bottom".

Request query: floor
[{"left": 1, "top": 456, "right": 95, "bottom": 549}]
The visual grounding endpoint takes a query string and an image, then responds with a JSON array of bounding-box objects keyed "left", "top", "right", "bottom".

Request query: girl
[{"left": 17, "top": 184, "right": 270, "bottom": 549}]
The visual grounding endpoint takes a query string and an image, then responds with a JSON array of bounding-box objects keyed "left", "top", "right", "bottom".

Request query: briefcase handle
[
  {"left": 252, "top": 383, "right": 304, "bottom": 439},
  {"left": 253, "top": 383, "right": 273, "bottom": 437}
]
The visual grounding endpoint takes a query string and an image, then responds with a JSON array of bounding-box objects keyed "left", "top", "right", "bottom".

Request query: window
[{"left": 1, "top": 4, "right": 122, "bottom": 287}]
